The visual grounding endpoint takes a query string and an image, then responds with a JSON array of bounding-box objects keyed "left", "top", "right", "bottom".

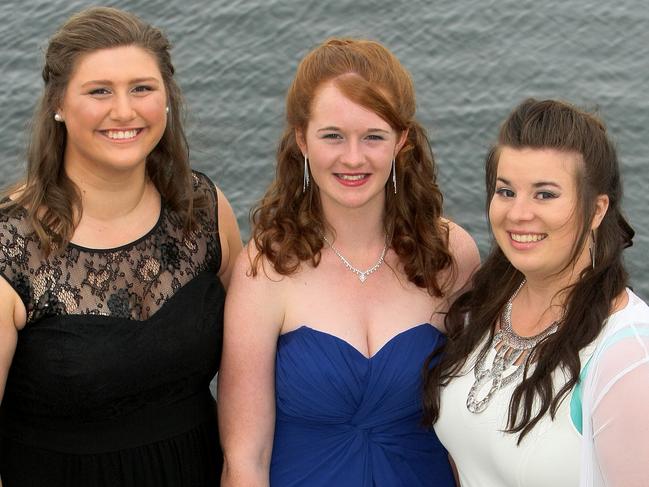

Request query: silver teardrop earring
[
  {"left": 391, "top": 157, "right": 397, "bottom": 194},
  {"left": 589, "top": 230, "right": 596, "bottom": 269},
  {"left": 303, "top": 154, "right": 310, "bottom": 193}
]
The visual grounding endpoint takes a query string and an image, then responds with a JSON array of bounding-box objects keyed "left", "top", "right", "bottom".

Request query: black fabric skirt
[{"left": 0, "top": 416, "right": 222, "bottom": 487}]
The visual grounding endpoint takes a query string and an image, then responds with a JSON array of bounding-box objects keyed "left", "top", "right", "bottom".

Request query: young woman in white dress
[{"left": 423, "top": 98, "right": 649, "bottom": 487}]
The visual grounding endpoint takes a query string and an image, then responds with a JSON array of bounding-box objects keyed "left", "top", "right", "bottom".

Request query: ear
[
  {"left": 591, "top": 194, "right": 609, "bottom": 230},
  {"left": 295, "top": 128, "right": 307, "bottom": 156},
  {"left": 395, "top": 128, "right": 409, "bottom": 155}
]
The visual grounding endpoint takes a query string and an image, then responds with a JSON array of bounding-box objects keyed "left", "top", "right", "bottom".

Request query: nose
[
  {"left": 507, "top": 195, "right": 534, "bottom": 221},
  {"left": 340, "top": 140, "right": 363, "bottom": 167},
  {"left": 110, "top": 92, "right": 136, "bottom": 121}
]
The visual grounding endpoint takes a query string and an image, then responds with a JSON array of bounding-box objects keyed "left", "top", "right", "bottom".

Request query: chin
[{"left": 504, "top": 259, "right": 539, "bottom": 276}]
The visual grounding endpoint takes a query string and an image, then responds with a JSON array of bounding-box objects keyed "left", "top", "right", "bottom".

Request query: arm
[
  {"left": 0, "top": 275, "right": 23, "bottom": 403},
  {"left": 218, "top": 247, "right": 285, "bottom": 486},
  {"left": 432, "top": 221, "right": 479, "bottom": 330},
  {"left": 448, "top": 454, "right": 460, "bottom": 487},
  {"left": 215, "top": 187, "right": 243, "bottom": 290},
  {"left": 0, "top": 279, "right": 24, "bottom": 487},
  {"left": 1, "top": 215, "right": 26, "bottom": 487},
  {"left": 431, "top": 219, "right": 480, "bottom": 333},
  {"left": 589, "top": 323, "right": 649, "bottom": 485}
]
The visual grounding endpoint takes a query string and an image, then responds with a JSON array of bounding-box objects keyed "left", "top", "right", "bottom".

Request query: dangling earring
[
  {"left": 54, "top": 113, "right": 63, "bottom": 122},
  {"left": 391, "top": 157, "right": 397, "bottom": 194},
  {"left": 589, "top": 230, "right": 596, "bottom": 269},
  {"left": 303, "top": 154, "right": 310, "bottom": 193}
]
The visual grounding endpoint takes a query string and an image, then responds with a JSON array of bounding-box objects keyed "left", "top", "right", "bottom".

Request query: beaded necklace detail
[
  {"left": 322, "top": 235, "right": 387, "bottom": 283},
  {"left": 466, "top": 279, "right": 559, "bottom": 413}
]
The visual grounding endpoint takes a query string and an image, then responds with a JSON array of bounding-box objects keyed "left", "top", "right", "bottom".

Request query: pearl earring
[{"left": 54, "top": 113, "right": 63, "bottom": 122}]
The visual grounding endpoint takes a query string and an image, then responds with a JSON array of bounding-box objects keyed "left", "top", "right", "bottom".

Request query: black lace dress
[{"left": 0, "top": 172, "right": 224, "bottom": 486}]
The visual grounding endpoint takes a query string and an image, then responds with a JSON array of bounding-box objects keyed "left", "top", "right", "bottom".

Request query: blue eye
[
  {"left": 322, "top": 133, "right": 342, "bottom": 140},
  {"left": 495, "top": 187, "right": 515, "bottom": 198},
  {"left": 366, "top": 134, "right": 385, "bottom": 141}
]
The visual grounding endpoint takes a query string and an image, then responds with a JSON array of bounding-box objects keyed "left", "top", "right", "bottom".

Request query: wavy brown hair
[
  {"left": 251, "top": 38, "right": 453, "bottom": 297},
  {"left": 1, "top": 6, "right": 201, "bottom": 255},
  {"left": 422, "top": 98, "right": 634, "bottom": 442}
]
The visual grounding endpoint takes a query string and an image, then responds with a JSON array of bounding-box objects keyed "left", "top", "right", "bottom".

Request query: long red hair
[{"left": 251, "top": 38, "right": 454, "bottom": 297}]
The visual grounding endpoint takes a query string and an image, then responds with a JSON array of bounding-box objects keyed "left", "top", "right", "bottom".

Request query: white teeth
[
  {"left": 106, "top": 129, "right": 138, "bottom": 140},
  {"left": 338, "top": 174, "right": 366, "bottom": 181},
  {"left": 511, "top": 233, "right": 546, "bottom": 243}
]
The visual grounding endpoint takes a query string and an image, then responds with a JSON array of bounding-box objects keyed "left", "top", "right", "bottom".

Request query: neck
[
  {"left": 321, "top": 199, "right": 386, "bottom": 248},
  {"left": 320, "top": 200, "right": 387, "bottom": 272},
  {"left": 522, "top": 250, "right": 592, "bottom": 309},
  {"left": 65, "top": 161, "right": 151, "bottom": 222},
  {"left": 513, "top": 257, "right": 591, "bottom": 335},
  {"left": 521, "top": 278, "right": 570, "bottom": 310}
]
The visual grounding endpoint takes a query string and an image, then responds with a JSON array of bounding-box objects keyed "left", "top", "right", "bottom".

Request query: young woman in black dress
[{"left": 0, "top": 7, "right": 241, "bottom": 486}]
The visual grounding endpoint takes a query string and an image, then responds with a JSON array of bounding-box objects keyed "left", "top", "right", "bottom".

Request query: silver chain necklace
[
  {"left": 466, "top": 279, "right": 559, "bottom": 413},
  {"left": 322, "top": 235, "right": 387, "bottom": 283}
]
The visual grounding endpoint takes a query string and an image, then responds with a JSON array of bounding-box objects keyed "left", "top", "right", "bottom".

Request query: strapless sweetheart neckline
[{"left": 281, "top": 323, "right": 437, "bottom": 360}]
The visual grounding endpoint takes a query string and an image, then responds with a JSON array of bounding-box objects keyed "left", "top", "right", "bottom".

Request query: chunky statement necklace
[
  {"left": 322, "top": 235, "right": 387, "bottom": 283},
  {"left": 466, "top": 279, "right": 559, "bottom": 413}
]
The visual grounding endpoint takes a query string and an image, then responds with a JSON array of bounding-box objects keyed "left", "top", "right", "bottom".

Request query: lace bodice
[
  {"left": 0, "top": 171, "right": 220, "bottom": 323},
  {"left": 0, "top": 171, "right": 226, "bottom": 465}
]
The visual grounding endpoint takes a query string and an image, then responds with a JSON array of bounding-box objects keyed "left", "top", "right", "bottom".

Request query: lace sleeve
[
  {"left": 0, "top": 205, "right": 32, "bottom": 305},
  {"left": 586, "top": 316, "right": 649, "bottom": 486},
  {"left": 191, "top": 171, "right": 220, "bottom": 271}
]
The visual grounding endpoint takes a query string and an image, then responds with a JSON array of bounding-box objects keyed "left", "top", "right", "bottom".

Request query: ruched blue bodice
[{"left": 271, "top": 324, "right": 454, "bottom": 486}]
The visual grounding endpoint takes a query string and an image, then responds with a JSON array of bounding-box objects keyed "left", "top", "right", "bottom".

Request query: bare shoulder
[
  {"left": 213, "top": 184, "right": 242, "bottom": 289},
  {"left": 444, "top": 219, "right": 480, "bottom": 293},
  {"left": 444, "top": 219, "right": 479, "bottom": 261},
  {"left": 0, "top": 276, "right": 24, "bottom": 331},
  {"left": 214, "top": 183, "right": 234, "bottom": 218},
  {"left": 226, "top": 242, "right": 287, "bottom": 332},
  {"left": 231, "top": 241, "right": 286, "bottom": 285}
]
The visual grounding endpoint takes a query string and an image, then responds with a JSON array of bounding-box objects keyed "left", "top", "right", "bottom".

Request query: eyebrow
[
  {"left": 316, "top": 126, "right": 391, "bottom": 133},
  {"left": 496, "top": 177, "right": 562, "bottom": 189},
  {"left": 81, "top": 77, "right": 161, "bottom": 87}
]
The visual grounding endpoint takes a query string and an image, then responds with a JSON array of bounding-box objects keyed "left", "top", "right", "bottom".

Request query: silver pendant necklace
[
  {"left": 466, "top": 279, "right": 559, "bottom": 413},
  {"left": 322, "top": 235, "right": 387, "bottom": 283}
]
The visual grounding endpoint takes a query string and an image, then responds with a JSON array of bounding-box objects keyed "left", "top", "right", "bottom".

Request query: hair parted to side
[
  {"left": 1, "top": 6, "right": 201, "bottom": 255},
  {"left": 251, "top": 37, "right": 454, "bottom": 297},
  {"left": 422, "top": 98, "right": 634, "bottom": 442}
]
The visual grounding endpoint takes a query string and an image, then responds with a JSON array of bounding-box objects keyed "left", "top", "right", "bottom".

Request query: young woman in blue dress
[
  {"left": 219, "top": 38, "right": 479, "bottom": 486},
  {"left": 423, "top": 98, "right": 649, "bottom": 486},
  {"left": 0, "top": 7, "right": 241, "bottom": 486}
]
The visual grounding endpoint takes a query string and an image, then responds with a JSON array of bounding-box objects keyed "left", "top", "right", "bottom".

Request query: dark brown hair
[
  {"left": 1, "top": 6, "right": 200, "bottom": 254},
  {"left": 251, "top": 38, "right": 453, "bottom": 297},
  {"left": 423, "top": 98, "right": 634, "bottom": 441}
]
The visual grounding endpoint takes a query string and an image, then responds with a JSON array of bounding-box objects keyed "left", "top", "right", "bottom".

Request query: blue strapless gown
[{"left": 271, "top": 324, "right": 454, "bottom": 486}]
